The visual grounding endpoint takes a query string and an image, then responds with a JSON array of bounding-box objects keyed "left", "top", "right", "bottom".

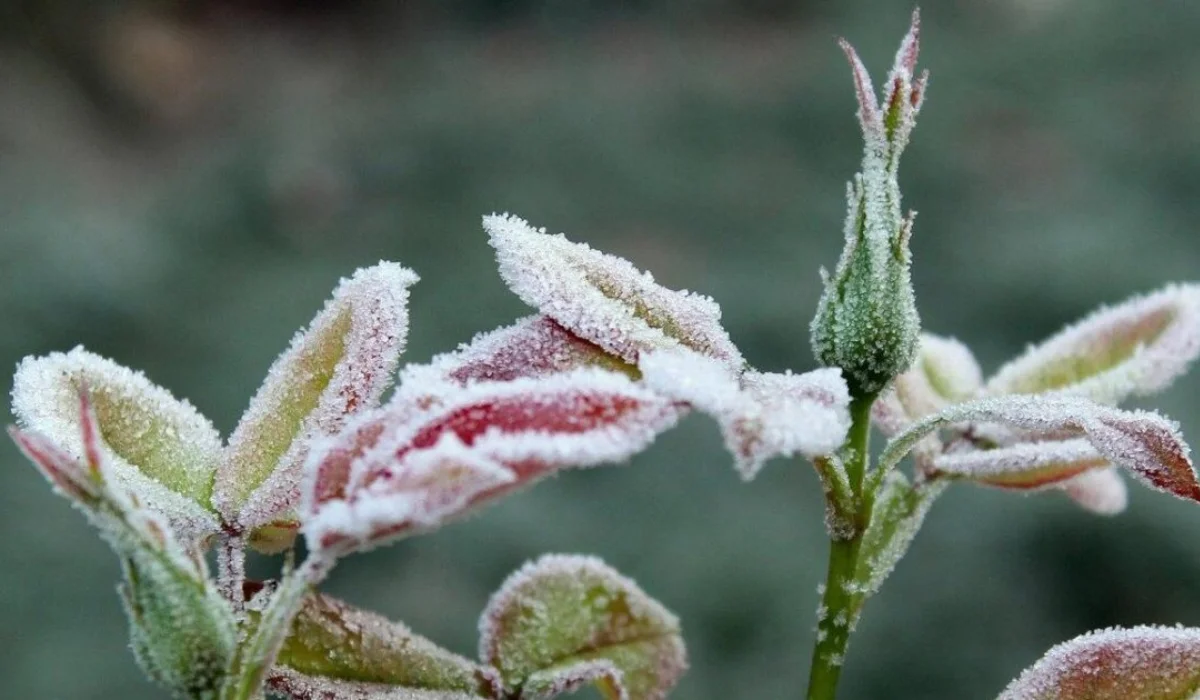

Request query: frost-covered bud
[{"left": 811, "top": 10, "right": 925, "bottom": 398}]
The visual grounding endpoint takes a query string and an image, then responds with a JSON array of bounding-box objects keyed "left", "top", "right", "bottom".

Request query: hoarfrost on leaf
[
  {"left": 640, "top": 349, "right": 850, "bottom": 479},
  {"left": 891, "top": 333, "right": 983, "bottom": 422},
  {"left": 484, "top": 213, "right": 744, "bottom": 372},
  {"left": 215, "top": 261, "right": 418, "bottom": 545},
  {"left": 10, "top": 347, "right": 221, "bottom": 544},
  {"left": 478, "top": 554, "right": 687, "bottom": 700},
  {"left": 1058, "top": 466, "right": 1128, "bottom": 515},
  {"left": 998, "top": 625, "right": 1200, "bottom": 700},
  {"left": 303, "top": 368, "right": 682, "bottom": 555}
]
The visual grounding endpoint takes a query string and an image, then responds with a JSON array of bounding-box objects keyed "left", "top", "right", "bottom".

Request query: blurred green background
[{"left": 3, "top": 1, "right": 1200, "bottom": 698}]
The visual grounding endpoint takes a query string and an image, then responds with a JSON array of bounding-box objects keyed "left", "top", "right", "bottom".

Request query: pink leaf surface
[
  {"left": 1059, "top": 466, "right": 1128, "bottom": 515},
  {"left": 303, "top": 369, "right": 682, "bottom": 554},
  {"left": 999, "top": 626, "right": 1200, "bottom": 700},
  {"left": 485, "top": 213, "right": 744, "bottom": 372},
  {"left": 215, "top": 262, "right": 418, "bottom": 536}
]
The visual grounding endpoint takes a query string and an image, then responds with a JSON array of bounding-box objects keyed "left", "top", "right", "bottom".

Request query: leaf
[
  {"left": 11, "top": 347, "right": 221, "bottom": 543},
  {"left": 930, "top": 439, "right": 1109, "bottom": 490},
  {"left": 303, "top": 368, "right": 683, "bottom": 555},
  {"left": 998, "top": 626, "right": 1200, "bottom": 699},
  {"left": 215, "top": 262, "right": 418, "bottom": 541},
  {"left": 268, "top": 671, "right": 486, "bottom": 700},
  {"left": 263, "top": 591, "right": 495, "bottom": 699},
  {"left": 878, "top": 395, "right": 1200, "bottom": 503},
  {"left": 855, "top": 472, "right": 945, "bottom": 596},
  {"left": 639, "top": 349, "right": 850, "bottom": 479},
  {"left": 485, "top": 214, "right": 744, "bottom": 372},
  {"left": 892, "top": 333, "right": 983, "bottom": 422},
  {"left": 422, "top": 315, "right": 638, "bottom": 385},
  {"left": 479, "top": 554, "right": 687, "bottom": 700},
  {"left": 1059, "top": 466, "right": 1128, "bottom": 515},
  {"left": 986, "top": 284, "right": 1200, "bottom": 405}
]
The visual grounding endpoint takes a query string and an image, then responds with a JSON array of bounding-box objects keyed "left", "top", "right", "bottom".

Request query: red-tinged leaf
[
  {"left": 838, "top": 38, "right": 882, "bottom": 143},
  {"left": 303, "top": 369, "right": 682, "bottom": 554},
  {"left": 640, "top": 349, "right": 850, "bottom": 479},
  {"left": 930, "top": 439, "right": 1109, "bottom": 490},
  {"left": 891, "top": 334, "right": 983, "bottom": 423},
  {"left": 893, "top": 8, "right": 921, "bottom": 76},
  {"left": 263, "top": 591, "right": 495, "bottom": 699},
  {"left": 1060, "top": 466, "right": 1128, "bottom": 515},
  {"left": 998, "top": 626, "right": 1200, "bottom": 700},
  {"left": 422, "top": 315, "right": 637, "bottom": 385},
  {"left": 11, "top": 347, "right": 221, "bottom": 543},
  {"left": 986, "top": 284, "right": 1200, "bottom": 405},
  {"left": 479, "top": 554, "right": 687, "bottom": 700},
  {"left": 879, "top": 395, "right": 1200, "bottom": 503},
  {"left": 8, "top": 427, "right": 102, "bottom": 504},
  {"left": 485, "top": 214, "right": 744, "bottom": 372},
  {"left": 215, "top": 262, "right": 418, "bottom": 543}
]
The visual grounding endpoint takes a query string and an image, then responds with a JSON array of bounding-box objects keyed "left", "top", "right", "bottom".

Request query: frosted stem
[
  {"left": 217, "top": 530, "right": 247, "bottom": 612},
  {"left": 806, "top": 394, "right": 874, "bottom": 700}
]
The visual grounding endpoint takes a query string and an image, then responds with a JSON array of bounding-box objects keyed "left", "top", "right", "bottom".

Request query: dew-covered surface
[{"left": 5, "top": 3, "right": 1200, "bottom": 699}]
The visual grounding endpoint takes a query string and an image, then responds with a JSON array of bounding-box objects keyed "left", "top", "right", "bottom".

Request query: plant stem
[
  {"left": 806, "top": 394, "right": 875, "bottom": 700},
  {"left": 217, "top": 530, "right": 246, "bottom": 613}
]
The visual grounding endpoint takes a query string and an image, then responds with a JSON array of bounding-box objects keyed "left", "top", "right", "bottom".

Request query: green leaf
[
  {"left": 855, "top": 472, "right": 944, "bottom": 596},
  {"left": 268, "top": 591, "right": 494, "bottom": 697},
  {"left": 479, "top": 554, "right": 687, "bottom": 700}
]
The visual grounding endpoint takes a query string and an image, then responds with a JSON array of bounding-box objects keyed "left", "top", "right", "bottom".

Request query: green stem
[{"left": 806, "top": 394, "right": 875, "bottom": 700}]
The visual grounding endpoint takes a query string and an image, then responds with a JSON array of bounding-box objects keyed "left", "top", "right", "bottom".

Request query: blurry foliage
[{"left": 2, "top": 0, "right": 1200, "bottom": 698}]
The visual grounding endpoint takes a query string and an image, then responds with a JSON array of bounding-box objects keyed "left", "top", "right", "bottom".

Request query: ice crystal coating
[
  {"left": 855, "top": 472, "right": 945, "bottom": 596},
  {"left": 215, "top": 262, "right": 418, "bottom": 543},
  {"left": 303, "top": 368, "right": 683, "bottom": 555},
  {"left": 986, "top": 284, "right": 1200, "bottom": 405},
  {"left": 266, "top": 591, "right": 494, "bottom": 698},
  {"left": 478, "top": 554, "right": 687, "bottom": 700},
  {"left": 485, "top": 213, "right": 744, "bottom": 372},
  {"left": 640, "top": 349, "right": 851, "bottom": 479},
  {"left": 892, "top": 333, "right": 983, "bottom": 421},
  {"left": 998, "top": 625, "right": 1200, "bottom": 699},
  {"left": 424, "top": 315, "right": 637, "bottom": 385},
  {"left": 521, "top": 660, "right": 626, "bottom": 700},
  {"left": 268, "top": 670, "right": 487, "bottom": 700},
  {"left": 883, "top": 395, "right": 1200, "bottom": 502},
  {"left": 1059, "top": 466, "right": 1128, "bottom": 515},
  {"left": 11, "top": 347, "right": 221, "bottom": 544},
  {"left": 931, "top": 439, "right": 1110, "bottom": 490},
  {"left": 810, "top": 9, "right": 925, "bottom": 398}
]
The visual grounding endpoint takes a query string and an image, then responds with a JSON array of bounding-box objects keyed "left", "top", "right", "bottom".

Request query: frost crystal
[
  {"left": 215, "top": 262, "right": 418, "bottom": 540},
  {"left": 479, "top": 554, "right": 687, "bottom": 700},
  {"left": 303, "top": 369, "right": 682, "bottom": 555},
  {"left": 1058, "top": 466, "right": 1128, "bottom": 515},
  {"left": 986, "top": 283, "right": 1200, "bottom": 405},
  {"left": 810, "top": 9, "right": 925, "bottom": 397},
  {"left": 640, "top": 349, "right": 850, "bottom": 478},
  {"left": 998, "top": 625, "right": 1200, "bottom": 700},
  {"left": 485, "top": 213, "right": 744, "bottom": 372},
  {"left": 892, "top": 333, "right": 983, "bottom": 422},
  {"left": 11, "top": 347, "right": 221, "bottom": 544}
]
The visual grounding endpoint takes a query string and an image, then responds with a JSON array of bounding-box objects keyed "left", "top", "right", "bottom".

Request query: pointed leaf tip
[
  {"left": 986, "top": 283, "right": 1200, "bottom": 405},
  {"left": 216, "top": 261, "right": 418, "bottom": 542},
  {"left": 484, "top": 213, "right": 744, "bottom": 372},
  {"left": 999, "top": 626, "right": 1200, "bottom": 700},
  {"left": 479, "top": 554, "right": 687, "bottom": 700}
]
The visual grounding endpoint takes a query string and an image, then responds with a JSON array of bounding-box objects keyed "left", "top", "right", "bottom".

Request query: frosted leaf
[
  {"left": 1059, "top": 466, "right": 1128, "bottom": 515},
  {"left": 304, "top": 368, "right": 682, "bottom": 554},
  {"left": 9, "top": 426, "right": 103, "bottom": 506},
  {"left": 892, "top": 333, "right": 983, "bottom": 422},
  {"left": 870, "top": 390, "right": 910, "bottom": 437},
  {"left": 998, "top": 625, "right": 1200, "bottom": 700},
  {"left": 930, "top": 439, "right": 1110, "bottom": 491},
  {"left": 640, "top": 349, "right": 850, "bottom": 479},
  {"left": 424, "top": 315, "right": 637, "bottom": 385},
  {"left": 522, "top": 659, "right": 626, "bottom": 700},
  {"left": 215, "top": 262, "right": 418, "bottom": 542},
  {"left": 855, "top": 472, "right": 945, "bottom": 596},
  {"left": 485, "top": 213, "right": 744, "bottom": 372},
  {"left": 880, "top": 395, "right": 1200, "bottom": 503},
  {"left": 265, "top": 591, "right": 494, "bottom": 698},
  {"left": 986, "top": 284, "right": 1200, "bottom": 405},
  {"left": 268, "top": 670, "right": 487, "bottom": 700},
  {"left": 11, "top": 347, "right": 220, "bottom": 544},
  {"left": 479, "top": 554, "right": 687, "bottom": 700}
]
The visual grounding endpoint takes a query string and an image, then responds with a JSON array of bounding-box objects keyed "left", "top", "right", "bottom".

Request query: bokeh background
[{"left": 3, "top": 1, "right": 1200, "bottom": 698}]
